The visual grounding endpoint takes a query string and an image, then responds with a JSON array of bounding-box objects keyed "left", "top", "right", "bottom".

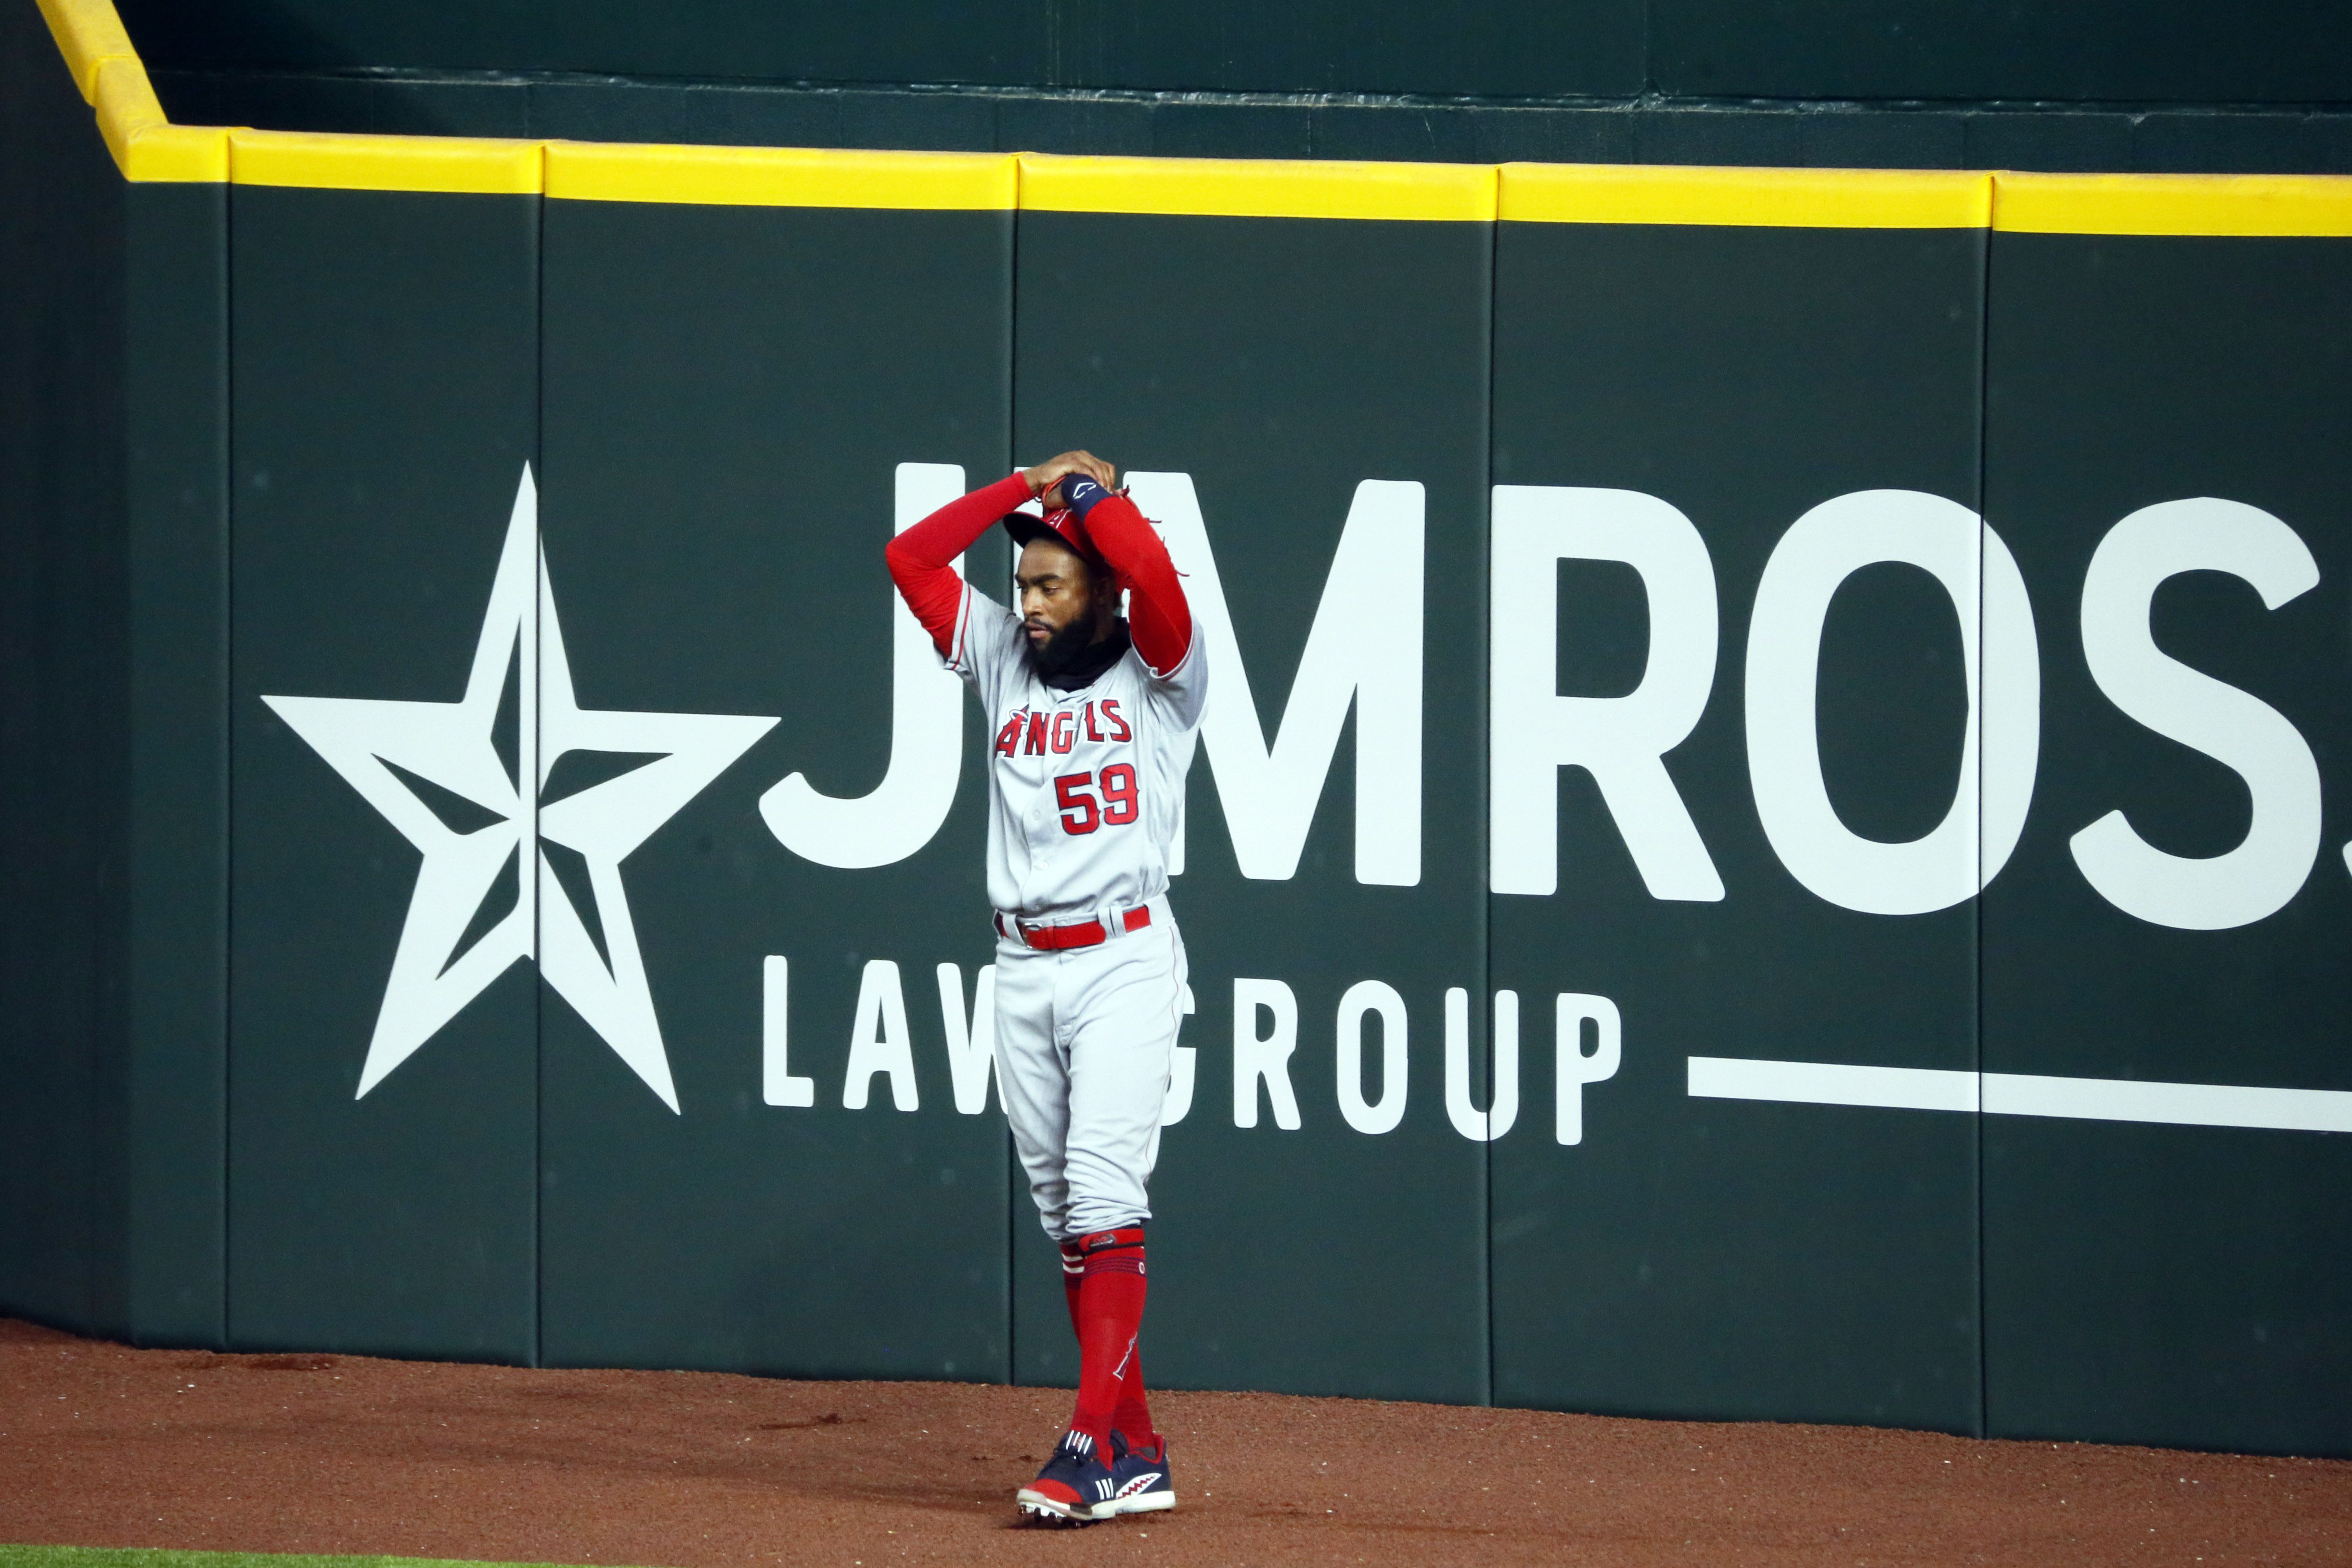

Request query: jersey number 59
[{"left": 1055, "top": 766, "right": 1138, "bottom": 835}]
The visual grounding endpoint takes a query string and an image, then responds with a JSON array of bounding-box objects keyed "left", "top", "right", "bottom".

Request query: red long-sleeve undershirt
[
  {"left": 885, "top": 471, "right": 1030, "bottom": 661},
  {"left": 1078, "top": 489, "right": 1193, "bottom": 675},
  {"left": 884, "top": 471, "right": 1195, "bottom": 674}
]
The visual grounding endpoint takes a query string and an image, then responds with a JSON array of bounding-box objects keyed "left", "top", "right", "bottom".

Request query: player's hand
[{"left": 1023, "top": 450, "right": 1117, "bottom": 509}]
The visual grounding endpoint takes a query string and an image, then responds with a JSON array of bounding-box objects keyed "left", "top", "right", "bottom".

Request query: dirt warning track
[{"left": 2, "top": 1319, "right": 2347, "bottom": 1566}]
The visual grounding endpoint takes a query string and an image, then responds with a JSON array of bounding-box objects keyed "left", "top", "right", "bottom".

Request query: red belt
[{"left": 995, "top": 905, "right": 1152, "bottom": 950}]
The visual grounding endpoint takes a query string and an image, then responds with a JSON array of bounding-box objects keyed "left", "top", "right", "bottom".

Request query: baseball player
[{"left": 886, "top": 450, "right": 1204, "bottom": 1524}]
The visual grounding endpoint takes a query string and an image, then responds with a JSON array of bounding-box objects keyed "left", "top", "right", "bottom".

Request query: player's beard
[
  {"left": 1027, "top": 617, "right": 1099, "bottom": 679},
  {"left": 1026, "top": 614, "right": 1132, "bottom": 691}
]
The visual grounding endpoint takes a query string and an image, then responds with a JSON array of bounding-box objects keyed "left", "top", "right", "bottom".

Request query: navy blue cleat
[
  {"left": 1092, "top": 1430, "right": 1176, "bottom": 1519},
  {"left": 1016, "top": 1430, "right": 1111, "bottom": 1525}
]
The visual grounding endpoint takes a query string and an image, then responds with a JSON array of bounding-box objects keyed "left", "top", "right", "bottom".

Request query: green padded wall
[
  {"left": 227, "top": 185, "right": 542, "bottom": 1361},
  {"left": 1488, "top": 219, "right": 1987, "bottom": 1432},
  {"left": 1981, "top": 230, "right": 2352, "bottom": 1454},
  {"left": 535, "top": 195, "right": 1015, "bottom": 1378},
  {"left": 0, "top": 0, "right": 129, "bottom": 1337}
]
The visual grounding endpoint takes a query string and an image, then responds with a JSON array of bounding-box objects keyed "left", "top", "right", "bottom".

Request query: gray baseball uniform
[{"left": 946, "top": 581, "right": 1208, "bottom": 1238}]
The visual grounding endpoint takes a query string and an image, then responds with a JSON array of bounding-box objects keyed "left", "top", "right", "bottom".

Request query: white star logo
[{"left": 263, "top": 467, "right": 777, "bottom": 1112}]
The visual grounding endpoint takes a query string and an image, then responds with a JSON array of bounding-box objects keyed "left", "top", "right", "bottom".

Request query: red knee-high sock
[
  {"left": 1064, "top": 1236, "right": 1159, "bottom": 1452},
  {"left": 1067, "top": 1227, "right": 1148, "bottom": 1463}
]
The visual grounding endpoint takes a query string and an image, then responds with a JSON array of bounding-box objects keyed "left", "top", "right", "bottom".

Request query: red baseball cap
[{"left": 1001, "top": 505, "right": 1102, "bottom": 567}]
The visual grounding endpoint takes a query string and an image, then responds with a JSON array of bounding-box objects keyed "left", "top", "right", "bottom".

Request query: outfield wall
[{"left": 8, "top": 0, "right": 2352, "bottom": 1457}]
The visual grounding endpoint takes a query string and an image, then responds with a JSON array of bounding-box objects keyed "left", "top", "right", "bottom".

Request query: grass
[{"left": 0, "top": 1552, "right": 619, "bottom": 1568}]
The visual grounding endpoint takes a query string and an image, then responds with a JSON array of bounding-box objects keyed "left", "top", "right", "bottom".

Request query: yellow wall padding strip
[
  {"left": 228, "top": 129, "right": 545, "bottom": 194},
  {"left": 94, "top": 55, "right": 226, "bottom": 181},
  {"left": 1501, "top": 162, "right": 1993, "bottom": 228},
  {"left": 545, "top": 141, "right": 1016, "bottom": 208},
  {"left": 1019, "top": 154, "right": 1499, "bottom": 221},
  {"left": 36, "top": 0, "right": 135, "bottom": 104},
  {"left": 1991, "top": 172, "right": 2352, "bottom": 236}
]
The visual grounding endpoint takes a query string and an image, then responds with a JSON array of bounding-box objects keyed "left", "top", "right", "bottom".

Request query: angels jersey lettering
[{"left": 947, "top": 586, "right": 1207, "bottom": 921}]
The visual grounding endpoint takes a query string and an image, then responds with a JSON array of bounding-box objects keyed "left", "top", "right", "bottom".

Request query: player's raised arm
[
  {"left": 886, "top": 452, "right": 1121, "bottom": 659},
  {"left": 1057, "top": 476, "right": 1194, "bottom": 676},
  {"left": 884, "top": 470, "right": 1037, "bottom": 657}
]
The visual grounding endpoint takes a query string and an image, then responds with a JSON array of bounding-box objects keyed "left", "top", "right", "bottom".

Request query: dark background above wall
[
  {"left": 119, "top": 0, "right": 2352, "bottom": 173},
  {"left": 107, "top": 0, "right": 2352, "bottom": 103}
]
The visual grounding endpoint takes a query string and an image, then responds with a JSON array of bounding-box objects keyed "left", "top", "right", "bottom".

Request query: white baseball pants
[{"left": 992, "top": 899, "right": 1187, "bottom": 1241}]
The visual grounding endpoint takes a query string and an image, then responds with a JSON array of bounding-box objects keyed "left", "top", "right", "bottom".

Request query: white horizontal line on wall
[
  {"left": 1688, "top": 1056, "right": 1979, "bottom": 1113},
  {"left": 1686, "top": 1057, "right": 2352, "bottom": 1134}
]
